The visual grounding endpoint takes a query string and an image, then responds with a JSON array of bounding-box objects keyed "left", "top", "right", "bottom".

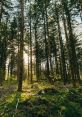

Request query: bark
[
  {"left": 28, "top": 45, "right": 30, "bottom": 83},
  {"left": 56, "top": 6, "right": 68, "bottom": 84},
  {"left": 62, "top": 0, "right": 80, "bottom": 86},
  {"left": 29, "top": 1, "right": 33, "bottom": 83},
  {"left": 0, "top": 18, "right": 8, "bottom": 85},
  {"left": 0, "top": 0, "right": 3, "bottom": 22},
  {"left": 35, "top": 26, "right": 40, "bottom": 81},
  {"left": 43, "top": 10, "right": 50, "bottom": 81},
  {"left": 17, "top": 0, "right": 24, "bottom": 91},
  {"left": 45, "top": 3, "right": 53, "bottom": 73}
]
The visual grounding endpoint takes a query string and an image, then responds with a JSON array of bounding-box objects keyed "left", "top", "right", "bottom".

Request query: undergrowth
[{"left": 0, "top": 81, "right": 82, "bottom": 117}]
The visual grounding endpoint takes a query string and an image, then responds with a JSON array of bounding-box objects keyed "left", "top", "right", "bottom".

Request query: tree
[
  {"left": 62, "top": 0, "right": 80, "bottom": 86},
  {"left": 17, "top": 0, "right": 24, "bottom": 91},
  {"left": 54, "top": 4, "right": 68, "bottom": 84}
]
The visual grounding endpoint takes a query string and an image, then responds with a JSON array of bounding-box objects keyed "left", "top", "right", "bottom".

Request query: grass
[
  {"left": 0, "top": 80, "right": 82, "bottom": 117},
  {"left": 0, "top": 80, "right": 31, "bottom": 116},
  {"left": 17, "top": 87, "right": 82, "bottom": 117}
]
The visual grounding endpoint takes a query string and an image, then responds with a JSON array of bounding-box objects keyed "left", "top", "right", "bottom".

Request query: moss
[
  {"left": 17, "top": 87, "right": 82, "bottom": 117},
  {"left": 0, "top": 82, "right": 82, "bottom": 117}
]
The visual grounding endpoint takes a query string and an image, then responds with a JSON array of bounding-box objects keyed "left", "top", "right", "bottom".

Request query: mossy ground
[{"left": 0, "top": 80, "right": 82, "bottom": 117}]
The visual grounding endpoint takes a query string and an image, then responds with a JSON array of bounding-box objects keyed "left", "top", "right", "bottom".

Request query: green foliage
[
  {"left": 0, "top": 80, "right": 82, "bottom": 117},
  {"left": 15, "top": 87, "right": 82, "bottom": 117},
  {"left": 63, "top": 102, "right": 82, "bottom": 117},
  {"left": 17, "top": 88, "right": 82, "bottom": 117}
]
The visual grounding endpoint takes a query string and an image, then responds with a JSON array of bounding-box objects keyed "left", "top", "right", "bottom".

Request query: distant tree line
[{"left": 0, "top": 0, "right": 82, "bottom": 91}]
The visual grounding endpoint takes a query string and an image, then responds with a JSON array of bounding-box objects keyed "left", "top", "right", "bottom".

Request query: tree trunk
[
  {"left": 29, "top": 1, "right": 33, "bottom": 83},
  {"left": 56, "top": 6, "right": 68, "bottom": 84},
  {"left": 0, "top": 0, "right": 3, "bottom": 22},
  {"left": 17, "top": 0, "right": 24, "bottom": 91},
  {"left": 62, "top": 0, "right": 80, "bottom": 86},
  {"left": 43, "top": 9, "right": 51, "bottom": 82}
]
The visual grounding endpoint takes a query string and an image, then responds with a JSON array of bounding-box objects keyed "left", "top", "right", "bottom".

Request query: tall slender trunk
[
  {"left": 35, "top": 25, "right": 40, "bottom": 81},
  {"left": 28, "top": 45, "right": 30, "bottom": 83},
  {"left": 56, "top": 6, "right": 68, "bottom": 84},
  {"left": 0, "top": 0, "right": 3, "bottom": 22},
  {"left": 0, "top": 0, "right": 3, "bottom": 85},
  {"left": 45, "top": 3, "right": 53, "bottom": 73},
  {"left": 53, "top": 35, "right": 59, "bottom": 75},
  {"left": 62, "top": 7, "right": 71, "bottom": 81},
  {"left": 29, "top": 1, "right": 32, "bottom": 83},
  {"left": 62, "top": 0, "right": 80, "bottom": 86},
  {"left": 17, "top": 0, "right": 24, "bottom": 91},
  {"left": 34, "top": 2, "right": 40, "bottom": 81},
  {"left": 0, "top": 18, "right": 8, "bottom": 85},
  {"left": 43, "top": 10, "right": 50, "bottom": 81}
]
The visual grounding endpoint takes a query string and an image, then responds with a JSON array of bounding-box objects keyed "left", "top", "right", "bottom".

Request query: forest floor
[{"left": 0, "top": 80, "right": 82, "bottom": 117}]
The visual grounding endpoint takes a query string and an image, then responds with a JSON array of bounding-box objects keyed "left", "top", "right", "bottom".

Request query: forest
[{"left": 0, "top": 0, "right": 82, "bottom": 116}]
